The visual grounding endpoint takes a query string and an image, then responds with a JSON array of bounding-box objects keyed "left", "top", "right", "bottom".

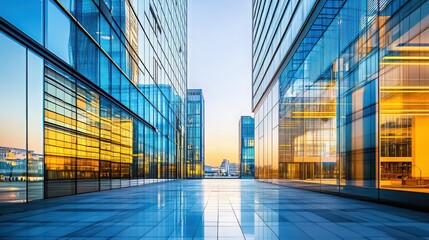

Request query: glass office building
[
  {"left": 239, "top": 116, "right": 255, "bottom": 178},
  {"left": 253, "top": 0, "right": 429, "bottom": 210},
  {"left": 186, "top": 89, "right": 205, "bottom": 178},
  {"left": 0, "top": 0, "right": 187, "bottom": 202}
]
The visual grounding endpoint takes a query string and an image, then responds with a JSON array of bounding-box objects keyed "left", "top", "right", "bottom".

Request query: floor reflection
[{"left": 0, "top": 179, "right": 429, "bottom": 239}]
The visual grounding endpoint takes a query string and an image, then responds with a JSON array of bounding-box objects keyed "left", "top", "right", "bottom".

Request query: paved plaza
[{"left": 0, "top": 180, "right": 429, "bottom": 239}]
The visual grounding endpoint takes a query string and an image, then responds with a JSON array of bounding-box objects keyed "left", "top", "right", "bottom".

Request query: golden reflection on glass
[
  {"left": 379, "top": 2, "right": 429, "bottom": 192},
  {"left": 279, "top": 70, "right": 337, "bottom": 185},
  {"left": 44, "top": 66, "right": 136, "bottom": 196}
]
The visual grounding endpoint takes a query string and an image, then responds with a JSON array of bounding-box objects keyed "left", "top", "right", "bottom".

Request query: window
[
  {"left": 0, "top": 32, "right": 27, "bottom": 202},
  {"left": 46, "top": 0, "right": 76, "bottom": 66},
  {"left": 0, "top": 0, "right": 43, "bottom": 43}
]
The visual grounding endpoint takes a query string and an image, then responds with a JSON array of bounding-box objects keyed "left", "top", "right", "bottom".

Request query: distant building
[
  {"left": 220, "top": 159, "right": 229, "bottom": 176},
  {"left": 219, "top": 159, "right": 239, "bottom": 177},
  {"left": 239, "top": 116, "right": 255, "bottom": 178},
  {"left": 211, "top": 167, "right": 220, "bottom": 176},
  {"left": 0, "top": 147, "right": 44, "bottom": 181},
  {"left": 204, "top": 165, "right": 212, "bottom": 173},
  {"left": 228, "top": 163, "right": 239, "bottom": 176},
  {"left": 204, "top": 165, "right": 219, "bottom": 177},
  {"left": 186, "top": 89, "right": 205, "bottom": 178}
]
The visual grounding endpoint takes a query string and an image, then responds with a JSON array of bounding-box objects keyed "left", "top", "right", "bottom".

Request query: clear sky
[{"left": 188, "top": 0, "right": 253, "bottom": 167}]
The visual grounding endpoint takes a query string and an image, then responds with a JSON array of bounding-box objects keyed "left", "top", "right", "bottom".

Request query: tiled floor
[{"left": 0, "top": 179, "right": 429, "bottom": 239}]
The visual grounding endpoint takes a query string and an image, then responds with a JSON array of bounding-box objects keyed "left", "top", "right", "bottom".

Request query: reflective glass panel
[
  {"left": 27, "top": 51, "right": 44, "bottom": 201},
  {"left": 0, "top": 0, "right": 43, "bottom": 43},
  {"left": 379, "top": 0, "right": 429, "bottom": 193},
  {"left": 0, "top": 32, "right": 27, "bottom": 202},
  {"left": 46, "top": 0, "right": 76, "bottom": 66}
]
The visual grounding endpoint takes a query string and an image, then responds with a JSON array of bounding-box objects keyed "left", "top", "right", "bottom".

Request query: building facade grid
[
  {"left": 252, "top": 0, "right": 429, "bottom": 210},
  {"left": 0, "top": 0, "right": 187, "bottom": 202}
]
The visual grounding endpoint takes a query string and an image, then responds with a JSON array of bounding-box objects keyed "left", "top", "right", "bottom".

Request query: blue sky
[{"left": 188, "top": 0, "right": 252, "bottom": 166}]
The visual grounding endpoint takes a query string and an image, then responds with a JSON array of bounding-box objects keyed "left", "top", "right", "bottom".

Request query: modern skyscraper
[
  {"left": 0, "top": 0, "right": 187, "bottom": 202},
  {"left": 252, "top": 0, "right": 429, "bottom": 209},
  {"left": 186, "top": 89, "right": 205, "bottom": 178},
  {"left": 239, "top": 116, "right": 255, "bottom": 178}
]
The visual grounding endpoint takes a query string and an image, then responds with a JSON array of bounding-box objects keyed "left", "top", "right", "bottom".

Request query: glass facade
[
  {"left": 252, "top": 0, "right": 316, "bottom": 108},
  {"left": 0, "top": 33, "right": 44, "bottom": 202},
  {"left": 239, "top": 116, "right": 255, "bottom": 178},
  {"left": 186, "top": 89, "right": 205, "bottom": 179},
  {"left": 253, "top": 0, "right": 429, "bottom": 209},
  {"left": 0, "top": 0, "right": 187, "bottom": 202}
]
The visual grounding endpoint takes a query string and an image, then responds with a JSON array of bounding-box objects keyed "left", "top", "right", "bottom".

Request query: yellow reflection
[
  {"left": 291, "top": 116, "right": 336, "bottom": 118},
  {"left": 383, "top": 56, "right": 429, "bottom": 60},
  {"left": 381, "top": 110, "right": 429, "bottom": 112},
  {"left": 393, "top": 46, "right": 429, "bottom": 51},
  {"left": 381, "top": 86, "right": 429, "bottom": 90},
  {"left": 292, "top": 111, "right": 336, "bottom": 114},
  {"left": 380, "top": 62, "right": 429, "bottom": 65},
  {"left": 380, "top": 113, "right": 429, "bottom": 116},
  {"left": 291, "top": 111, "right": 336, "bottom": 118},
  {"left": 284, "top": 102, "right": 337, "bottom": 105}
]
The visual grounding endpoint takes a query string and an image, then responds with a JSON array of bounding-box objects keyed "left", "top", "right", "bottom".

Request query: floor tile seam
[
  {"left": 119, "top": 221, "right": 160, "bottom": 238},
  {"left": 0, "top": 225, "right": 60, "bottom": 238},
  {"left": 251, "top": 210, "right": 278, "bottom": 237},
  {"left": 0, "top": 206, "right": 72, "bottom": 221},
  {"left": 266, "top": 208, "right": 315, "bottom": 240},
  {"left": 112, "top": 209, "right": 174, "bottom": 239},
  {"left": 323, "top": 221, "right": 394, "bottom": 239},
  {"left": 217, "top": 186, "right": 220, "bottom": 240},
  {"left": 165, "top": 218, "right": 183, "bottom": 240},
  {"left": 0, "top": 206, "right": 56, "bottom": 217},
  {"left": 369, "top": 224, "right": 426, "bottom": 239},
  {"left": 189, "top": 204, "right": 207, "bottom": 240},
  {"left": 391, "top": 225, "right": 429, "bottom": 238},
  {"left": 41, "top": 213, "right": 97, "bottom": 237},
  {"left": 331, "top": 209, "right": 377, "bottom": 224},
  {"left": 291, "top": 219, "right": 344, "bottom": 239},
  {"left": 363, "top": 211, "right": 419, "bottom": 223},
  {"left": 63, "top": 216, "right": 117, "bottom": 238},
  {"left": 227, "top": 192, "right": 247, "bottom": 239},
  {"left": 312, "top": 221, "right": 368, "bottom": 239},
  {"left": 350, "top": 211, "right": 403, "bottom": 224}
]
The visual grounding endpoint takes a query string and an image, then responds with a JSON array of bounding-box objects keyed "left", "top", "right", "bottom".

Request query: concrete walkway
[{"left": 0, "top": 179, "right": 429, "bottom": 239}]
